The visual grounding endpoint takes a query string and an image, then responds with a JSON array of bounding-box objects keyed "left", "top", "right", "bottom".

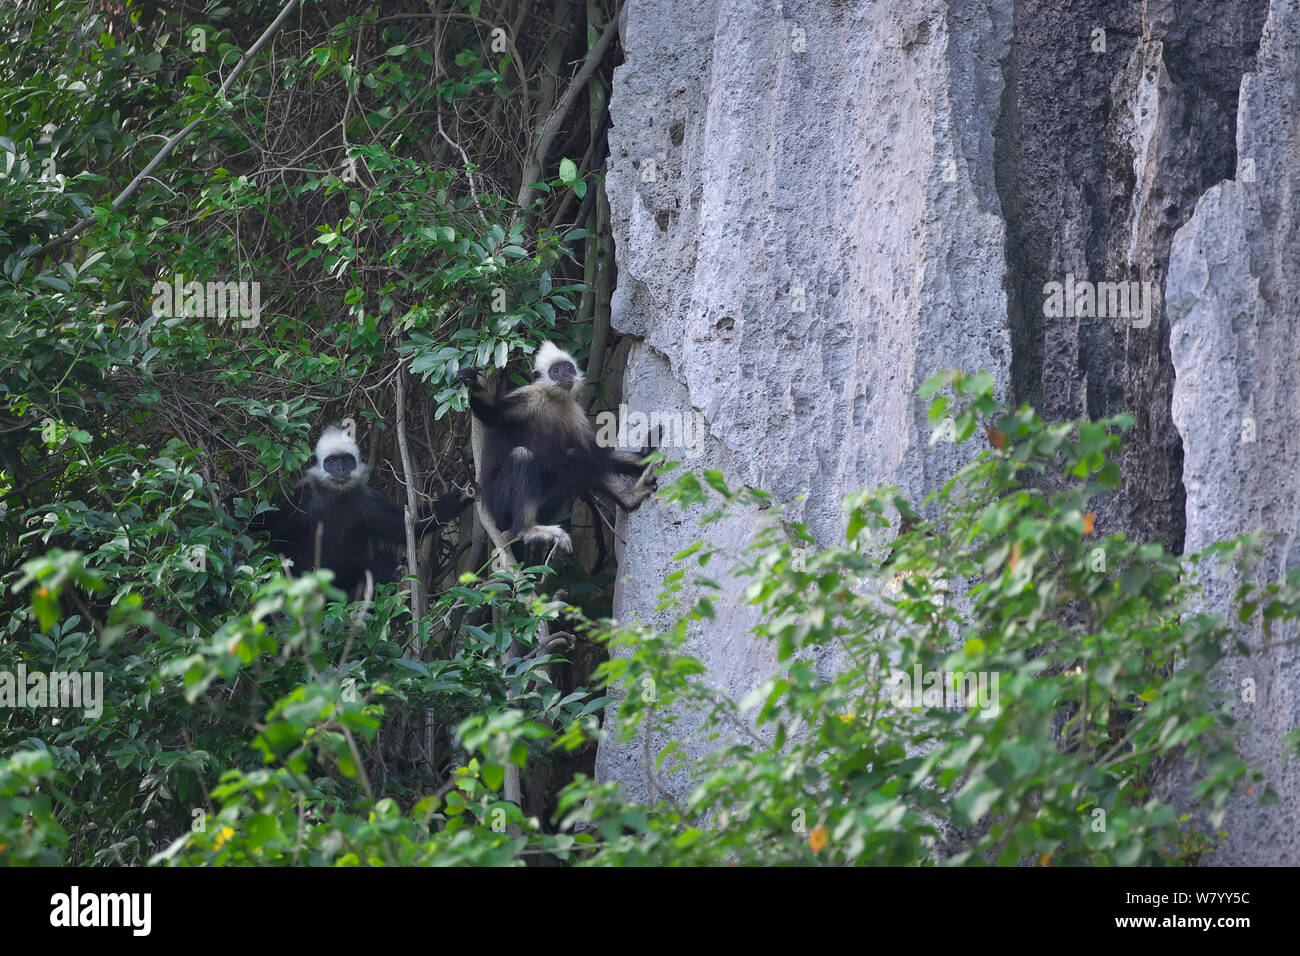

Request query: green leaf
[{"left": 701, "top": 470, "right": 730, "bottom": 496}]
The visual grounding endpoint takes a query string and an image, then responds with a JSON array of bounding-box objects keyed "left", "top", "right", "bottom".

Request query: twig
[
  {"left": 437, "top": 113, "right": 490, "bottom": 229},
  {"left": 394, "top": 365, "right": 425, "bottom": 632},
  {"left": 340, "top": 724, "right": 375, "bottom": 803},
  {"left": 587, "top": 178, "right": 614, "bottom": 382},
  {"left": 514, "top": 5, "right": 622, "bottom": 214},
  {"left": 395, "top": 364, "right": 437, "bottom": 772}
]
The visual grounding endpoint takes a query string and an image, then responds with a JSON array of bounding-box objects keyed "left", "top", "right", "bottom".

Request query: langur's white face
[
  {"left": 533, "top": 341, "right": 582, "bottom": 393},
  {"left": 307, "top": 426, "right": 369, "bottom": 491}
]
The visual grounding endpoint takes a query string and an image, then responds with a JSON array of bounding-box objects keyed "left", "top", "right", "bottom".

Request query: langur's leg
[
  {"left": 500, "top": 446, "right": 571, "bottom": 552},
  {"left": 599, "top": 465, "right": 656, "bottom": 512}
]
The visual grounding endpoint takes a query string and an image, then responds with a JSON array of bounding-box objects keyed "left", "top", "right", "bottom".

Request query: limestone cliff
[{"left": 598, "top": 0, "right": 1294, "bottom": 865}]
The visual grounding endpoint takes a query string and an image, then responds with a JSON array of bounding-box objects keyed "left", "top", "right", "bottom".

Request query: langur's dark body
[{"left": 253, "top": 425, "right": 471, "bottom": 594}]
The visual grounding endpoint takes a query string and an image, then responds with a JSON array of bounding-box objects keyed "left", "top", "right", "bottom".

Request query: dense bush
[
  {"left": 0, "top": 0, "right": 621, "bottom": 865},
  {"left": 569, "top": 371, "right": 1297, "bottom": 865},
  {"left": 7, "top": 357, "right": 1291, "bottom": 865}
]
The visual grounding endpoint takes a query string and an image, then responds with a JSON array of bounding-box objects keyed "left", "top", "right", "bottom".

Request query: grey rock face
[
  {"left": 599, "top": 0, "right": 1295, "bottom": 863},
  {"left": 598, "top": 0, "right": 1012, "bottom": 801},
  {"left": 1167, "top": 0, "right": 1300, "bottom": 866}
]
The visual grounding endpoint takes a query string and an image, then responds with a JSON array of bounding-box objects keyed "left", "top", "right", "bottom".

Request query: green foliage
[
  {"left": 0, "top": 749, "right": 68, "bottom": 865},
  {"left": 560, "top": 371, "right": 1293, "bottom": 866},
  {"left": 0, "top": 0, "right": 612, "bottom": 866}
]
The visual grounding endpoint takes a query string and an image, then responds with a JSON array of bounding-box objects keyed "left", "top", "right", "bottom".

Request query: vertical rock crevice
[
  {"left": 1167, "top": 0, "right": 1300, "bottom": 866},
  {"left": 994, "top": 0, "right": 1268, "bottom": 553}
]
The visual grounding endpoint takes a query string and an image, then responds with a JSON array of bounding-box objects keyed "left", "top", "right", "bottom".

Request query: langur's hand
[{"left": 456, "top": 367, "right": 485, "bottom": 389}]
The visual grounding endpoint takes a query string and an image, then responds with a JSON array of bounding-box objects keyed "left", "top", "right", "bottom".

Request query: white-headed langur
[
  {"left": 251, "top": 424, "right": 473, "bottom": 595},
  {"left": 457, "top": 341, "right": 657, "bottom": 555}
]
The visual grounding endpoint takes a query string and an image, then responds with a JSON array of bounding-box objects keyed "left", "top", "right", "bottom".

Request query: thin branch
[
  {"left": 394, "top": 366, "right": 426, "bottom": 633},
  {"left": 515, "top": 5, "right": 622, "bottom": 214},
  {"left": 437, "top": 113, "right": 490, "bottom": 229}
]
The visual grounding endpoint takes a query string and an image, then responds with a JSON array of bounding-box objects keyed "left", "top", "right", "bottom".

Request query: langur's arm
[
  {"left": 457, "top": 368, "right": 532, "bottom": 427},
  {"left": 365, "top": 486, "right": 474, "bottom": 543},
  {"left": 361, "top": 487, "right": 409, "bottom": 544},
  {"left": 595, "top": 423, "right": 662, "bottom": 476},
  {"left": 427, "top": 488, "right": 475, "bottom": 525},
  {"left": 412, "top": 489, "right": 475, "bottom": 536},
  {"left": 252, "top": 487, "right": 310, "bottom": 543},
  {"left": 457, "top": 368, "right": 505, "bottom": 426}
]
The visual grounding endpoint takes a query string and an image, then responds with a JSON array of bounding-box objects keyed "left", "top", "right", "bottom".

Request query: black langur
[
  {"left": 457, "top": 341, "right": 657, "bottom": 554},
  {"left": 251, "top": 424, "right": 472, "bottom": 595}
]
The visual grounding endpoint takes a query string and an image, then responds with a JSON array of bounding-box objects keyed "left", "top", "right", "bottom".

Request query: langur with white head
[
  {"left": 251, "top": 423, "right": 472, "bottom": 595},
  {"left": 457, "top": 341, "right": 657, "bottom": 554}
]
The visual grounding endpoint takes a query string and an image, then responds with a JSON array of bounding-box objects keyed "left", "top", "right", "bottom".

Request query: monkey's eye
[{"left": 532, "top": 370, "right": 543, "bottom": 381}]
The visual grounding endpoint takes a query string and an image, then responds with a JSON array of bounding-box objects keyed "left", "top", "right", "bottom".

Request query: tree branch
[
  {"left": 395, "top": 365, "right": 426, "bottom": 632},
  {"left": 514, "top": 4, "right": 622, "bottom": 214}
]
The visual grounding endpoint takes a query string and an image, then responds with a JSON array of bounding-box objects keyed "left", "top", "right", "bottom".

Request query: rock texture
[
  {"left": 597, "top": 0, "right": 1012, "bottom": 800},
  {"left": 1167, "top": 0, "right": 1300, "bottom": 866},
  {"left": 998, "top": 0, "right": 1268, "bottom": 552},
  {"left": 598, "top": 0, "right": 1295, "bottom": 863}
]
